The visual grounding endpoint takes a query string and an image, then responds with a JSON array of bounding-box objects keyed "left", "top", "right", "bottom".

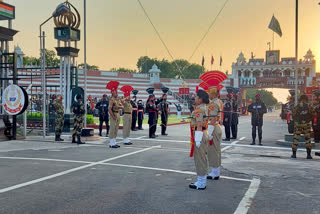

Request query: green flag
[{"left": 268, "top": 15, "right": 282, "bottom": 37}]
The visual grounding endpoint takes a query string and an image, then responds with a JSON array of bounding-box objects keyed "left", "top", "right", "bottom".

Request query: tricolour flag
[
  {"left": 268, "top": 15, "right": 282, "bottom": 37},
  {"left": 0, "top": 2, "right": 14, "bottom": 19}
]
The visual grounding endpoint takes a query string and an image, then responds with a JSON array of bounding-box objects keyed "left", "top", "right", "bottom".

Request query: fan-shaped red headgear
[
  {"left": 120, "top": 85, "right": 134, "bottom": 96},
  {"left": 199, "top": 71, "right": 228, "bottom": 94},
  {"left": 106, "top": 81, "right": 120, "bottom": 93}
]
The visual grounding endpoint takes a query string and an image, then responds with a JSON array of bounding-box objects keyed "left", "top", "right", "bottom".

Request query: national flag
[
  {"left": 201, "top": 56, "right": 205, "bottom": 67},
  {"left": 0, "top": 2, "right": 15, "bottom": 19},
  {"left": 268, "top": 15, "right": 282, "bottom": 37},
  {"left": 211, "top": 56, "right": 214, "bottom": 65},
  {"left": 220, "top": 56, "right": 223, "bottom": 66}
]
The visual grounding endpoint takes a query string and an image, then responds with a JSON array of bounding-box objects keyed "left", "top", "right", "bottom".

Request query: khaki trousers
[
  {"left": 208, "top": 125, "right": 222, "bottom": 168},
  {"left": 193, "top": 131, "right": 209, "bottom": 176},
  {"left": 109, "top": 113, "right": 120, "bottom": 139},
  {"left": 123, "top": 114, "right": 132, "bottom": 138}
]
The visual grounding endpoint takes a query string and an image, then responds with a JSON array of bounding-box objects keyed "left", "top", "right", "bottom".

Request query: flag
[
  {"left": 220, "top": 56, "right": 223, "bottom": 66},
  {"left": 211, "top": 56, "right": 214, "bottom": 65},
  {"left": 268, "top": 15, "right": 282, "bottom": 37},
  {"left": 201, "top": 56, "right": 205, "bottom": 67}
]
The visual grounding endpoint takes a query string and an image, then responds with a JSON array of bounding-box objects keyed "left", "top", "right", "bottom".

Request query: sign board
[
  {"left": 266, "top": 50, "right": 280, "bottom": 65},
  {"left": 54, "top": 27, "right": 80, "bottom": 41},
  {"left": 0, "top": 2, "right": 15, "bottom": 20},
  {"left": 179, "top": 88, "right": 189, "bottom": 95},
  {"left": 2, "top": 85, "right": 28, "bottom": 115},
  {"left": 306, "top": 87, "right": 319, "bottom": 95}
]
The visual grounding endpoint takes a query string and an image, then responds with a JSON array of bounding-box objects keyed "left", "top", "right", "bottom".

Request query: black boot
[
  {"left": 55, "top": 135, "right": 60, "bottom": 141},
  {"left": 307, "top": 149, "right": 313, "bottom": 159},
  {"left": 99, "top": 131, "right": 102, "bottom": 137},
  {"left": 77, "top": 135, "right": 85, "bottom": 144},
  {"left": 58, "top": 137, "right": 64, "bottom": 141},
  {"left": 250, "top": 140, "right": 256, "bottom": 145},
  {"left": 259, "top": 139, "right": 262, "bottom": 146},
  {"left": 72, "top": 135, "right": 76, "bottom": 144},
  {"left": 291, "top": 150, "right": 296, "bottom": 158}
]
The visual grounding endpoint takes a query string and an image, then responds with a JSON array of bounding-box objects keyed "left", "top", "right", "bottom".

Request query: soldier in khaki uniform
[
  {"left": 189, "top": 89, "right": 210, "bottom": 190},
  {"left": 292, "top": 94, "right": 315, "bottom": 159},
  {"left": 107, "top": 81, "right": 123, "bottom": 148},
  {"left": 120, "top": 85, "right": 134, "bottom": 145},
  {"left": 71, "top": 94, "right": 85, "bottom": 144},
  {"left": 53, "top": 95, "right": 64, "bottom": 141},
  {"left": 198, "top": 71, "right": 228, "bottom": 181}
]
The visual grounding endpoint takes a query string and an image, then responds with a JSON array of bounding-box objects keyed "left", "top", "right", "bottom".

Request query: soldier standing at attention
[
  {"left": 159, "top": 87, "right": 170, "bottom": 136},
  {"left": 292, "top": 94, "right": 315, "bottom": 159},
  {"left": 222, "top": 94, "right": 232, "bottom": 141},
  {"left": 231, "top": 92, "right": 239, "bottom": 139},
  {"left": 131, "top": 90, "right": 139, "bottom": 131},
  {"left": 54, "top": 95, "right": 64, "bottom": 142},
  {"left": 95, "top": 94, "right": 109, "bottom": 137},
  {"left": 120, "top": 85, "right": 134, "bottom": 145},
  {"left": 248, "top": 93, "right": 267, "bottom": 145},
  {"left": 71, "top": 94, "right": 85, "bottom": 144},
  {"left": 312, "top": 90, "right": 320, "bottom": 143},
  {"left": 137, "top": 100, "right": 144, "bottom": 130},
  {"left": 198, "top": 71, "right": 228, "bottom": 181},
  {"left": 107, "top": 81, "right": 123, "bottom": 148},
  {"left": 189, "top": 89, "right": 210, "bottom": 190},
  {"left": 146, "top": 88, "right": 157, "bottom": 138}
]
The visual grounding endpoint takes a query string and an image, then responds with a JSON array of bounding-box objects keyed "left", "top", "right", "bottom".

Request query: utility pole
[{"left": 294, "top": 0, "right": 299, "bottom": 104}]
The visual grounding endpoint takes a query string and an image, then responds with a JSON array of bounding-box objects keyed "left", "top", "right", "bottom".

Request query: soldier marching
[
  {"left": 54, "top": 95, "right": 64, "bottom": 142},
  {"left": 71, "top": 94, "right": 85, "bottom": 144}
]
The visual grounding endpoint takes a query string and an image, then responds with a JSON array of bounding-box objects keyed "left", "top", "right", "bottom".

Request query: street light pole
[
  {"left": 295, "top": 0, "right": 299, "bottom": 104},
  {"left": 84, "top": 0, "right": 88, "bottom": 128}
]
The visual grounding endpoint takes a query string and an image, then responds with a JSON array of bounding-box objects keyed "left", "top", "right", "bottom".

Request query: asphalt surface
[{"left": 0, "top": 112, "right": 319, "bottom": 214}]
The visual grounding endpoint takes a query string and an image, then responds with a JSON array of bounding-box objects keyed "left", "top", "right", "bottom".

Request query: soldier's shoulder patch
[
  {"left": 209, "top": 105, "right": 215, "bottom": 111},
  {"left": 196, "top": 113, "right": 200, "bottom": 118}
]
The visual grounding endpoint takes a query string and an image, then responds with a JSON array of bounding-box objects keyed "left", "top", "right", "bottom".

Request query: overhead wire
[
  {"left": 136, "top": 0, "right": 186, "bottom": 79},
  {"left": 188, "top": 0, "right": 230, "bottom": 62}
]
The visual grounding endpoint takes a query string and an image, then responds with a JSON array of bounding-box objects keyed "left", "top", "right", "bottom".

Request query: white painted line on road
[
  {"left": 136, "top": 136, "right": 146, "bottom": 139},
  {"left": 0, "top": 146, "right": 158, "bottom": 194},
  {"left": 239, "top": 137, "right": 246, "bottom": 141},
  {"left": 234, "top": 178, "right": 261, "bottom": 214},
  {"left": 222, "top": 141, "right": 239, "bottom": 152},
  {"left": 0, "top": 157, "right": 91, "bottom": 164},
  {"left": 102, "top": 162, "right": 252, "bottom": 182}
]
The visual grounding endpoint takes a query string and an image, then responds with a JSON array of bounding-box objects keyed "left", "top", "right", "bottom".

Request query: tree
[
  {"left": 78, "top": 63, "right": 99, "bottom": 70},
  {"left": 110, "top": 67, "right": 137, "bottom": 73},
  {"left": 246, "top": 89, "right": 278, "bottom": 107},
  {"left": 45, "top": 49, "right": 60, "bottom": 67}
]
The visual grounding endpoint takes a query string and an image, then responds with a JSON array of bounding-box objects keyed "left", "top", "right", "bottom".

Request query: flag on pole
[
  {"left": 211, "top": 56, "right": 214, "bottom": 65},
  {"left": 220, "top": 56, "right": 223, "bottom": 66},
  {"left": 268, "top": 15, "right": 282, "bottom": 37},
  {"left": 201, "top": 56, "right": 205, "bottom": 67}
]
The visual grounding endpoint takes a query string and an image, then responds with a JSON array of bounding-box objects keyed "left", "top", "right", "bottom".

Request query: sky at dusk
[{"left": 2, "top": 0, "right": 320, "bottom": 102}]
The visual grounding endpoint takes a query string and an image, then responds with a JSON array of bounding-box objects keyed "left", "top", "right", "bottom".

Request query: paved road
[{"left": 0, "top": 112, "right": 319, "bottom": 214}]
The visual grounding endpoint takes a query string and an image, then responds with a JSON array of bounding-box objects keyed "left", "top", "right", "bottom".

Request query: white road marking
[
  {"left": 0, "top": 146, "right": 158, "bottom": 194},
  {"left": 101, "top": 162, "right": 252, "bottom": 182},
  {"left": 0, "top": 155, "right": 253, "bottom": 183},
  {"left": 233, "top": 178, "right": 261, "bottom": 214},
  {"left": 222, "top": 141, "right": 239, "bottom": 152},
  {"left": 136, "top": 136, "right": 146, "bottom": 139},
  {"left": 239, "top": 137, "right": 246, "bottom": 141}
]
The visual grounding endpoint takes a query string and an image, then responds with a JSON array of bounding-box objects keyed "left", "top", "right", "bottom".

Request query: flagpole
[
  {"left": 272, "top": 32, "right": 274, "bottom": 50},
  {"left": 295, "top": 0, "right": 299, "bottom": 104}
]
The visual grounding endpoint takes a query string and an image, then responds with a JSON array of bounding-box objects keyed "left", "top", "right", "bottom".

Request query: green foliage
[
  {"left": 136, "top": 56, "right": 204, "bottom": 79},
  {"left": 246, "top": 89, "right": 278, "bottom": 107},
  {"left": 87, "top": 114, "right": 94, "bottom": 124},
  {"left": 110, "top": 67, "right": 137, "bottom": 73},
  {"left": 78, "top": 63, "right": 99, "bottom": 70}
]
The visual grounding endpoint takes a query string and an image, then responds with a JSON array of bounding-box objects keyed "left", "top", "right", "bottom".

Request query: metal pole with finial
[{"left": 295, "top": 0, "right": 299, "bottom": 104}]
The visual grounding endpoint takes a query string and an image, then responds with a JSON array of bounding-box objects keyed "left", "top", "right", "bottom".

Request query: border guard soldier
[
  {"left": 146, "top": 88, "right": 157, "bottom": 138},
  {"left": 54, "top": 95, "right": 64, "bottom": 142},
  {"left": 223, "top": 92, "right": 232, "bottom": 141},
  {"left": 159, "top": 87, "right": 170, "bottom": 136},
  {"left": 131, "top": 90, "right": 139, "bottom": 131},
  {"left": 199, "top": 71, "right": 228, "bottom": 181},
  {"left": 248, "top": 93, "right": 267, "bottom": 145},
  {"left": 292, "top": 94, "right": 315, "bottom": 159},
  {"left": 95, "top": 94, "right": 110, "bottom": 137},
  {"left": 107, "top": 81, "right": 123, "bottom": 148},
  {"left": 121, "top": 85, "right": 134, "bottom": 145},
  {"left": 71, "top": 94, "right": 85, "bottom": 144},
  {"left": 137, "top": 100, "right": 144, "bottom": 130},
  {"left": 189, "top": 89, "right": 210, "bottom": 190},
  {"left": 231, "top": 88, "right": 240, "bottom": 139}
]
